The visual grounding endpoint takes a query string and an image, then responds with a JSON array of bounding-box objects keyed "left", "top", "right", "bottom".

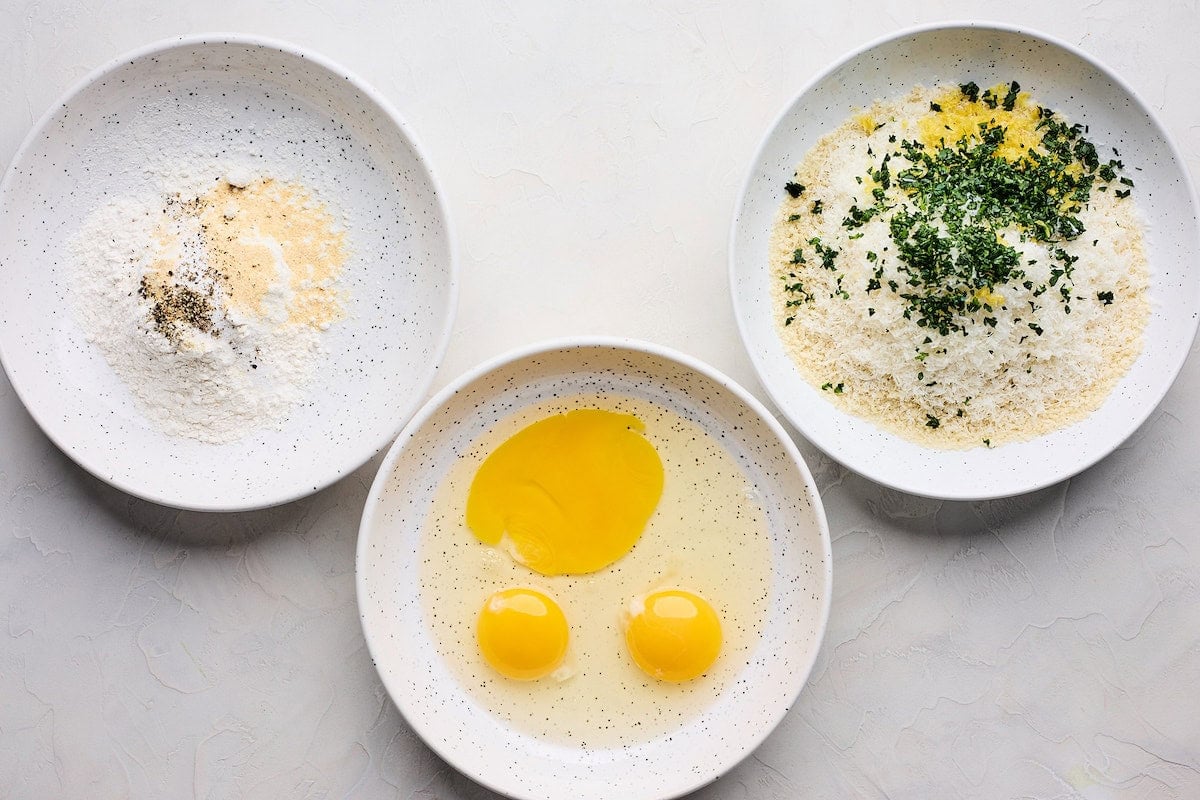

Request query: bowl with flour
[
  {"left": 730, "top": 23, "right": 1200, "bottom": 500},
  {"left": 0, "top": 35, "right": 457, "bottom": 511}
]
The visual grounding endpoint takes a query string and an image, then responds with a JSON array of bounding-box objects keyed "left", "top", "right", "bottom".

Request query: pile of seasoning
[{"left": 70, "top": 166, "right": 350, "bottom": 443}]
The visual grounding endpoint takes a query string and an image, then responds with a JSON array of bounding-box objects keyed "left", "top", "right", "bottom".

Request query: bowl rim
[
  {"left": 728, "top": 19, "right": 1200, "bottom": 501},
  {"left": 354, "top": 335, "right": 833, "bottom": 800},
  {"left": 0, "top": 32, "right": 460, "bottom": 512}
]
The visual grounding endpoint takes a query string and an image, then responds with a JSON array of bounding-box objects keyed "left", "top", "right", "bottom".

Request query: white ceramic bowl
[
  {"left": 356, "top": 338, "right": 831, "bottom": 800},
  {"left": 730, "top": 22, "right": 1200, "bottom": 500},
  {"left": 0, "top": 35, "right": 457, "bottom": 511}
]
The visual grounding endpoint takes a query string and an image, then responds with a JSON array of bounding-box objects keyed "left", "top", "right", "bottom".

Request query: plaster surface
[{"left": 1, "top": 2, "right": 1197, "bottom": 797}]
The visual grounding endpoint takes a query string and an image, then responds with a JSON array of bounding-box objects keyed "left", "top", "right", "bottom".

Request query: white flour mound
[{"left": 70, "top": 174, "right": 322, "bottom": 445}]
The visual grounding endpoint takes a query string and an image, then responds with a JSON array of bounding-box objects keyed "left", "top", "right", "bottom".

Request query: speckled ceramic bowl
[
  {"left": 356, "top": 338, "right": 831, "bottom": 800},
  {"left": 730, "top": 22, "right": 1200, "bottom": 500},
  {"left": 0, "top": 35, "right": 456, "bottom": 511}
]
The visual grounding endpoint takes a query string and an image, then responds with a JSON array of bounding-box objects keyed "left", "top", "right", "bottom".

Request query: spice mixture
[{"left": 71, "top": 164, "right": 348, "bottom": 443}]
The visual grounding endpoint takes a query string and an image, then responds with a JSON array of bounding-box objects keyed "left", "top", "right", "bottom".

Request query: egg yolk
[
  {"left": 465, "top": 409, "right": 664, "bottom": 575},
  {"left": 477, "top": 588, "right": 569, "bottom": 681},
  {"left": 624, "top": 589, "right": 722, "bottom": 683}
]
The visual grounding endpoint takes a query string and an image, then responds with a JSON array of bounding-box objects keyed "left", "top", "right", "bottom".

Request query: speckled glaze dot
[
  {"left": 0, "top": 35, "right": 456, "bottom": 511},
  {"left": 730, "top": 23, "right": 1200, "bottom": 502},
  {"left": 356, "top": 339, "right": 832, "bottom": 800}
]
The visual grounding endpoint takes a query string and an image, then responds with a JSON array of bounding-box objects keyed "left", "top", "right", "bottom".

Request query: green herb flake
[
  {"left": 925, "top": 414, "right": 941, "bottom": 429},
  {"left": 842, "top": 204, "right": 878, "bottom": 229},
  {"left": 785, "top": 181, "right": 806, "bottom": 198},
  {"left": 808, "top": 237, "right": 839, "bottom": 270},
  {"left": 1097, "top": 290, "right": 1115, "bottom": 305}
]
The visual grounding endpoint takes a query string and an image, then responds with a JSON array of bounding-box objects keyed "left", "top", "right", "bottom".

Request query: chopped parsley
[
  {"left": 785, "top": 181, "right": 806, "bottom": 198},
  {"left": 842, "top": 204, "right": 878, "bottom": 229},
  {"left": 868, "top": 99, "right": 1126, "bottom": 337},
  {"left": 1001, "top": 80, "right": 1020, "bottom": 112},
  {"left": 808, "top": 237, "right": 839, "bottom": 270}
]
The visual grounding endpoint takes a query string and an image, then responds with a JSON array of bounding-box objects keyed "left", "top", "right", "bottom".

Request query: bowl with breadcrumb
[{"left": 730, "top": 22, "right": 1200, "bottom": 500}]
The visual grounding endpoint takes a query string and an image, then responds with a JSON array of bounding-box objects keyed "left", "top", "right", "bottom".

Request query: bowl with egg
[
  {"left": 356, "top": 338, "right": 831, "bottom": 800},
  {"left": 0, "top": 35, "right": 456, "bottom": 510},
  {"left": 730, "top": 22, "right": 1200, "bottom": 500}
]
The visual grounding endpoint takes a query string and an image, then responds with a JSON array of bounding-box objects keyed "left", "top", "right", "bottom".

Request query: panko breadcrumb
[{"left": 770, "top": 82, "right": 1149, "bottom": 449}]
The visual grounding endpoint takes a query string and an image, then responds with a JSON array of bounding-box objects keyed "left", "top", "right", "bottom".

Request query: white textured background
[{"left": 2, "top": 1, "right": 1199, "bottom": 798}]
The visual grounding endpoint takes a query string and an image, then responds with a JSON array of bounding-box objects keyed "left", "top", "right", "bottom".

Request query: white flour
[{"left": 70, "top": 163, "right": 335, "bottom": 444}]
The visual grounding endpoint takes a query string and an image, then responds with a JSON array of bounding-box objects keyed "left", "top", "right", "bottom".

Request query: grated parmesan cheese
[{"left": 770, "top": 84, "right": 1150, "bottom": 449}]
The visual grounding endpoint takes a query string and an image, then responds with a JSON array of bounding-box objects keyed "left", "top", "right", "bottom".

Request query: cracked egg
[
  {"left": 356, "top": 340, "right": 831, "bottom": 800},
  {"left": 421, "top": 395, "right": 771, "bottom": 748}
]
